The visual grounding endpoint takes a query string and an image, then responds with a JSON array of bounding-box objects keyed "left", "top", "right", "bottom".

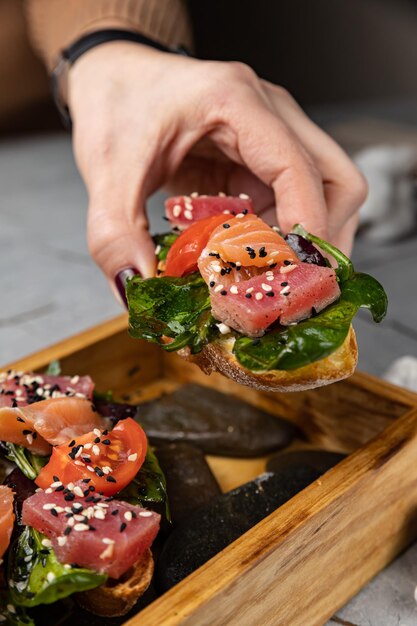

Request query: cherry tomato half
[
  {"left": 35, "top": 418, "right": 147, "bottom": 496},
  {"left": 164, "top": 214, "right": 230, "bottom": 277}
]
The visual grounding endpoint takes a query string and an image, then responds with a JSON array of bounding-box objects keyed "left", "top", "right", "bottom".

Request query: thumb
[{"left": 87, "top": 195, "right": 156, "bottom": 305}]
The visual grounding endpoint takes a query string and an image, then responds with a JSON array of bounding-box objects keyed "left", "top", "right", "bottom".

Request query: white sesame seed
[
  {"left": 262, "top": 283, "right": 272, "bottom": 292},
  {"left": 67, "top": 517, "right": 75, "bottom": 527},
  {"left": 124, "top": 511, "right": 133, "bottom": 521},
  {"left": 26, "top": 434, "right": 33, "bottom": 445},
  {"left": 36, "top": 388, "right": 44, "bottom": 396},
  {"left": 74, "top": 523, "right": 89, "bottom": 532},
  {"left": 87, "top": 466, "right": 95, "bottom": 473},
  {"left": 270, "top": 251, "right": 280, "bottom": 257},
  {"left": 280, "top": 286, "right": 290, "bottom": 295},
  {"left": 191, "top": 192, "right": 199, "bottom": 198},
  {"left": 230, "top": 285, "right": 238, "bottom": 294},
  {"left": 184, "top": 210, "right": 193, "bottom": 220},
  {"left": 184, "top": 202, "right": 193, "bottom": 211},
  {"left": 236, "top": 261, "right": 241, "bottom": 267},
  {"left": 70, "top": 376, "right": 80, "bottom": 384},
  {"left": 214, "top": 284, "right": 224, "bottom": 293},
  {"left": 99, "top": 544, "right": 114, "bottom": 560},
  {"left": 102, "top": 538, "right": 115, "bottom": 544},
  {"left": 72, "top": 502, "right": 83, "bottom": 510},
  {"left": 64, "top": 564, "right": 71, "bottom": 569},
  {"left": 255, "top": 292, "right": 264, "bottom": 300},
  {"left": 15, "top": 389, "right": 22, "bottom": 397},
  {"left": 216, "top": 323, "right": 231, "bottom": 335},
  {"left": 83, "top": 442, "right": 92, "bottom": 450},
  {"left": 222, "top": 209, "right": 230, "bottom": 214},
  {"left": 265, "top": 270, "right": 273, "bottom": 276},
  {"left": 50, "top": 481, "right": 62, "bottom": 488},
  {"left": 43, "top": 503, "right": 55, "bottom": 510},
  {"left": 54, "top": 506, "right": 64, "bottom": 513},
  {"left": 67, "top": 482, "right": 74, "bottom": 491},
  {"left": 154, "top": 245, "right": 161, "bottom": 255},
  {"left": 280, "top": 264, "right": 297, "bottom": 274},
  {"left": 96, "top": 502, "right": 109, "bottom": 508},
  {"left": 239, "top": 193, "right": 250, "bottom": 200},
  {"left": 41, "top": 539, "right": 52, "bottom": 548},
  {"left": 93, "top": 429, "right": 101, "bottom": 437},
  {"left": 92, "top": 445, "right": 100, "bottom": 456},
  {"left": 267, "top": 259, "right": 275, "bottom": 265},
  {"left": 212, "top": 265, "right": 222, "bottom": 273},
  {"left": 74, "top": 514, "right": 86, "bottom": 522},
  {"left": 74, "top": 446, "right": 83, "bottom": 459},
  {"left": 139, "top": 511, "right": 153, "bottom": 517},
  {"left": 209, "top": 274, "right": 215, "bottom": 283},
  {"left": 94, "top": 509, "right": 105, "bottom": 520},
  {"left": 73, "top": 486, "right": 84, "bottom": 498},
  {"left": 267, "top": 275, "right": 274, "bottom": 281},
  {"left": 127, "top": 453, "right": 137, "bottom": 462},
  {"left": 57, "top": 536, "right": 67, "bottom": 547},
  {"left": 74, "top": 460, "right": 84, "bottom": 466},
  {"left": 173, "top": 204, "right": 182, "bottom": 218},
  {"left": 46, "top": 572, "right": 56, "bottom": 583},
  {"left": 246, "top": 287, "right": 254, "bottom": 293},
  {"left": 45, "top": 488, "right": 53, "bottom": 494}
]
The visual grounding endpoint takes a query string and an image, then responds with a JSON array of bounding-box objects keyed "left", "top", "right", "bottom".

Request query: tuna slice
[
  {"left": 22, "top": 488, "right": 160, "bottom": 579},
  {"left": 0, "top": 370, "right": 94, "bottom": 408},
  {"left": 0, "top": 485, "right": 15, "bottom": 559},
  {"left": 0, "top": 397, "right": 105, "bottom": 455},
  {"left": 210, "top": 263, "right": 340, "bottom": 337},
  {"left": 165, "top": 194, "right": 254, "bottom": 229}
]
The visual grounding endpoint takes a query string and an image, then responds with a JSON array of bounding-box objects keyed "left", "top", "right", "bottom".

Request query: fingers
[
  {"left": 87, "top": 188, "right": 156, "bottom": 289},
  {"left": 262, "top": 81, "right": 368, "bottom": 239}
]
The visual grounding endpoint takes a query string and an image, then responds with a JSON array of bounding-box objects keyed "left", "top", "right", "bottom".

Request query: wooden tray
[{"left": 5, "top": 315, "right": 417, "bottom": 626}]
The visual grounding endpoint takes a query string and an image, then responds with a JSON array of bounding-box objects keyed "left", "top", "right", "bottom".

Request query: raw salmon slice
[
  {"left": 0, "top": 397, "right": 106, "bottom": 455},
  {"left": 22, "top": 488, "right": 160, "bottom": 579},
  {"left": 0, "top": 485, "right": 15, "bottom": 559},
  {"left": 0, "top": 370, "right": 94, "bottom": 408},
  {"left": 165, "top": 194, "right": 254, "bottom": 229},
  {"left": 210, "top": 263, "right": 340, "bottom": 337}
]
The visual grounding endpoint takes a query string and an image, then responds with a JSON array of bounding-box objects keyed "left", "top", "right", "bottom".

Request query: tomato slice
[
  {"left": 35, "top": 418, "right": 147, "bottom": 496},
  {"left": 164, "top": 214, "right": 230, "bottom": 277}
]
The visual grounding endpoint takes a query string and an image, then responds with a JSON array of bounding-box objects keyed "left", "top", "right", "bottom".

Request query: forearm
[{"left": 24, "top": 0, "right": 192, "bottom": 71}]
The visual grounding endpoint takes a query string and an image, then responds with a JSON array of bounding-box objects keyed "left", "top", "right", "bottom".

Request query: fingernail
[{"left": 115, "top": 267, "right": 140, "bottom": 308}]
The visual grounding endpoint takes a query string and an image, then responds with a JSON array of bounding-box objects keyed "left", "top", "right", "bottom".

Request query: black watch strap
[{"left": 51, "top": 29, "right": 190, "bottom": 128}]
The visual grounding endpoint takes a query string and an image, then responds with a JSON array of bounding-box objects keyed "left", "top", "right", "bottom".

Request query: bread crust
[
  {"left": 183, "top": 326, "right": 357, "bottom": 392},
  {"left": 76, "top": 548, "right": 154, "bottom": 617}
]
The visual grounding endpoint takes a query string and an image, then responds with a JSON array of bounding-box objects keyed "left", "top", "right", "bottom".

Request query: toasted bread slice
[
  {"left": 183, "top": 326, "right": 357, "bottom": 392},
  {"left": 76, "top": 548, "right": 154, "bottom": 617}
]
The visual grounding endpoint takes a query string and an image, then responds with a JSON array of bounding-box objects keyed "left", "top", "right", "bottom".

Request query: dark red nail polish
[{"left": 115, "top": 267, "right": 140, "bottom": 308}]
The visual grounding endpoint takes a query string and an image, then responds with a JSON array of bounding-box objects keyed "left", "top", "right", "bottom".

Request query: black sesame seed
[
  {"left": 220, "top": 269, "right": 226, "bottom": 276},
  {"left": 12, "top": 399, "right": 18, "bottom": 408},
  {"left": 246, "top": 246, "right": 254, "bottom": 252},
  {"left": 283, "top": 292, "right": 290, "bottom": 297},
  {"left": 223, "top": 223, "right": 230, "bottom": 229},
  {"left": 101, "top": 439, "right": 111, "bottom": 445},
  {"left": 22, "top": 429, "right": 32, "bottom": 435},
  {"left": 220, "top": 290, "right": 227, "bottom": 296},
  {"left": 55, "top": 485, "right": 65, "bottom": 492},
  {"left": 259, "top": 247, "right": 267, "bottom": 258},
  {"left": 245, "top": 293, "right": 252, "bottom": 299},
  {"left": 85, "top": 496, "right": 95, "bottom": 502},
  {"left": 266, "top": 291, "right": 275, "bottom": 297},
  {"left": 280, "top": 282, "right": 288, "bottom": 287},
  {"left": 242, "top": 209, "right": 248, "bottom": 215},
  {"left": 16, "top": 416, "right": 25, "bottom": 423},
  {"left": 120, "top": 523, "right": 127, "bottom": 532},
  {"left": 32, "top": 432, "right": 37, "bottom": 439},
  {"left": 82, "top": 478, "right": 91, "bottom": 483},
  {"left": 64, "top": 493, "right": 75, "bottom": 501},
  {"left": 89, "top": 525, "right": 96, "bottom": 531},
  {"left": 95, "top": 467, "right": 104, "bottom": 477},
  {"left": 94, "top": 437, "right": 100, "bottom": 444},
  {"left": 102, "top": 430, "right": 108, "bottom": 436},
  {"left": 50, "top": 509, "right": 58, "bottom": 517},
  {"left": 131, "top": 511, "right": 137, "bottom": 518},
  {"left": 69, "top": 440, "right": 75, "bottom": 448},
  {"left": 64, "top": 527, "right": 72, "bottom": 536},
  {"left": 111, "top": 509, "right": 119, "bottom": 516},
  {"left": 209, "top": 281, "right": 215, "bottom": 288},
  {"left": 284, "top": 260, "right": 292, "bottom": 266},
  {"left": 311, "top": 307, "right": 317, "bottom": 317},
  {"left": 269, "top": 263, "right": 277, "bottom": 269},
  {"left": 53, "top": 475, "right": 59, "bottom": 482},
  {"left": 106, "top": 476, "right": 117, "bottom": 483}
]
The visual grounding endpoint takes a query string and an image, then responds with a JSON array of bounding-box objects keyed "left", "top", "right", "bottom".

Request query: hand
[{"left": 69, "top": 42, "right": 367, "bottom": 296}]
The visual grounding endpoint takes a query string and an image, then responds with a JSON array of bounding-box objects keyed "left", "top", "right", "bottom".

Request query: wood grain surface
[{"left": 4, "top": 316, "right": 417, "bottom": 626}]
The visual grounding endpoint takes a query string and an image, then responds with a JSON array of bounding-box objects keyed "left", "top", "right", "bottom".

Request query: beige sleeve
[{"left": 24, "top": 0, "right": 193, "bottom": 72}]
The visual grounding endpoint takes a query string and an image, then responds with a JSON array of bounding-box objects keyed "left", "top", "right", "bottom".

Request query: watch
[{"left": 51, "top": 29, "right": 190, "bottom": 128}]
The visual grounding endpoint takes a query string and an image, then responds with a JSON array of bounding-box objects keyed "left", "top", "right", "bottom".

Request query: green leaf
[
  {"left": 233, "top": 272, "right": 388, "bottom": 371},
  {"left": 3, "top": 444, "right": 48, "bottom": 481},
  {"left": 292, "top": 224, "right": 354, "bottom": 282},
  {"left": 118, "top": 446, "right": 170, "bottom": 521},
  {"left": 0, "top": 592, "right": 34, "bottom": 625},
  {"left": 8, "top": 528, "right": 106, "bottom": 608},
  {"left": 153, "top": 232, "right": 179, "bottom": 262},
  {"left": 127, "top": 273, "right": 218, "bottom": 354},
  {"left": 45, "top": 360, "right": 61, "bottom": 376}
]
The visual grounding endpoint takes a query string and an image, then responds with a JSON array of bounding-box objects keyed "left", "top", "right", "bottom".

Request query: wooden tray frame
[{"left": 5, "top": 315, "right": 417, "bottom": 626}]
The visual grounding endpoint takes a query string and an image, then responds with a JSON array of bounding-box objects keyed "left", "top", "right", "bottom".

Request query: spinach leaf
[
  {"left": 293, "top": 224, "right": 354, "bottom": 282},
  {"left": 127, "top": 273, "right": 218, "bottom": 354},
  {"left": 118, "top": 446, "right": 170, "bottom": 521},
  {"left": 233, "top": 272, "right": 387, "bottom": 371},
  {"left": 0, "top": 592, "right": 34, "bottom": 625},
  {"left": 3, "top": 444, "right": 48, "bottom": 481},
  {"left": 9, "top": 527, "right": 105, "bottom": 608},
  {"left": 153, "top": 232, "right": 179, "bottom": 262},
  {"left": 45, "top": 360, "right": 61, "bottom": 376}
]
